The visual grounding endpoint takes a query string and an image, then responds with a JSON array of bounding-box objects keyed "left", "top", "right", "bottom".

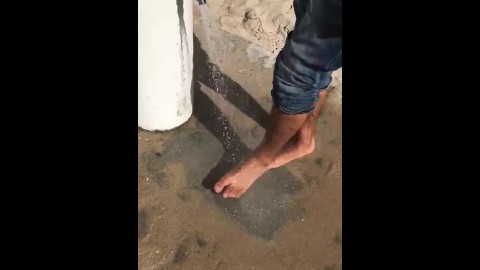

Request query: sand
[
  {"left": 202, "top": 0, "right": 342, "bottom": 80},
  {"left": 138, "top": 28, "right": 343, "bottom": 269},
  {"left": 138, "top": 3, "right": 342, "bottom": 269},
  {"left": 206, "top": 0, "right": 295, "bottom": 53}
]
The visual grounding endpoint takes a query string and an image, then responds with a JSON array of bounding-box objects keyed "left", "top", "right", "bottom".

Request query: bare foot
[
  {"left": 214, "top": 157, "right": 269, "bottom": 198},
  {"left": 213, "top": 91, "right": 328, "bottom": 198}
]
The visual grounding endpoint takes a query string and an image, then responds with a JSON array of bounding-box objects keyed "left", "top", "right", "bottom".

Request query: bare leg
[
  {"left": 213, "top": 91, "right": 328, "bottom": 198},
  {"left": 269, "top": 90, "right": 328, "bottom": 169},
  {"left": 214, "top": 106, "right": 309, "bottom": 198}
]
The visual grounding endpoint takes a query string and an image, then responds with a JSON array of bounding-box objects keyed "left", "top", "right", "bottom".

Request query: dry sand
[
  {"left": 138, "top": 2, "right": 342, "bottom": 269},
  {"left": 201, "top": 0, "right": 342, "bottom": 82},
  {"left": 206, "top": 0, "right": 295, "bottom": 54}
]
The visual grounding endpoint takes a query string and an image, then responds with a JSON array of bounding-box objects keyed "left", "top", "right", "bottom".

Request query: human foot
[{"left": 214, "top": 156, "right": 270, "bottom": 198}]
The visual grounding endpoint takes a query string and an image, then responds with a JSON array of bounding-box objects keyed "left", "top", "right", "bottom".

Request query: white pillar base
[{"left": 138, "top": 0, "right": 193, "bottom": 131}]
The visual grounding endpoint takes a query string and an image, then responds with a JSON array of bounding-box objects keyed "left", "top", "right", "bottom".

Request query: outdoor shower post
[{"left": 138, "top": 0, "right": 193, "bottom": 131}]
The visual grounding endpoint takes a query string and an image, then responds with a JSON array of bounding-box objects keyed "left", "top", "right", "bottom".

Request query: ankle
[
  {"left": 248, "top": 154, "right": 273, "bottom": 169},
  {"left": 303, "top": 138, "right": 315, "bottom": 154}
]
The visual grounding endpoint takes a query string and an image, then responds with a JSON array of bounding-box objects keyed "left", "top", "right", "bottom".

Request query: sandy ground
[
  {"left": 206, "top": 0, "right": 295, "bottom": 54},
  {"left": 138, "top": 3, "right": 342, "bottom": 270},
  {"left": 203, "top": 0, "right": 342, "bottom": 77}
]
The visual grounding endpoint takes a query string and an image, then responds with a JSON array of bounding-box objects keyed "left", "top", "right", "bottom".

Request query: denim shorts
[{"left": 271, "top": 0, "right": 342, "bottom": 114}]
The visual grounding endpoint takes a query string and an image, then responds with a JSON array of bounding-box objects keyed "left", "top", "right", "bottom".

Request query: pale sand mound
[
  {"left": 206, "top": 0, "right": 296, "bottom": 55},
  {"left": 201, "top": 0, "right": 341, "bottom": 107}
]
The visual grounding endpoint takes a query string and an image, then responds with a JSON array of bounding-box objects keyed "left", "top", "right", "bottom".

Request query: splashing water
[
  {"left": 198, "top": 4, "right": 227, "bottom": 96},
  {"left": 198, "top": 3, "right": 240, "bottom": 163},
  {"left": 198, "top": 5, "right": 215, "bottom": 58}
]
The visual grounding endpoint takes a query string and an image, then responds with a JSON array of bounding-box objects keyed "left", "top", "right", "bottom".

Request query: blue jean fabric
[{"left": 271, "top": 0, "right": 342, "bottom": 114}]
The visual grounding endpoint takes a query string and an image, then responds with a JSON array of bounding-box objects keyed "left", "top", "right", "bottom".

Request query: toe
[
  {"left": 236, "top": 188, "right": 246, "bottom": 198},
  {"left": 231, "top": 187, "right": 244, "bottom": 198},
  {"left": 222, "top": 185, "right": 233, "bottom": 198},
  {"left": 227, "top": 187, "right": 239, "bottom": 198},
  {"left": 215, "top": 175, "right": 234, "bottom": 193}
]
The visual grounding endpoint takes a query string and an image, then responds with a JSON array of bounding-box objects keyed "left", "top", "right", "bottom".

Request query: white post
[{"left": 138, "top": 0, "right": 193, "bottom": 131}]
